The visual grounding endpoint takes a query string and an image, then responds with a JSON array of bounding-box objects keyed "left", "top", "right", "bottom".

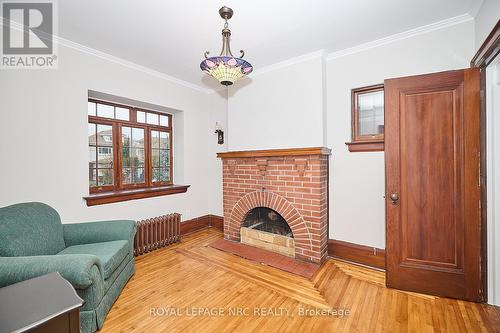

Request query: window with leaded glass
[{"left": 87, "top": 99, "right": 172, "bottom": 192}]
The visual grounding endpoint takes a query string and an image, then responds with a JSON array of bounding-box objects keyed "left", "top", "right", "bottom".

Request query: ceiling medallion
[{"left": 200, "top": 6, "right": 253, "bottom": 86}]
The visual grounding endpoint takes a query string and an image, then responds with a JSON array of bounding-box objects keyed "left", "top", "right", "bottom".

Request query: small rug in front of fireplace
[{"left": 210, "top": 239, "right": 320, "bottom": 279}]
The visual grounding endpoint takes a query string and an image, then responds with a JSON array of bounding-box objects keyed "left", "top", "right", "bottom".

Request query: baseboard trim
[
  {"left": 328, "top": 239, "right": 385, "bottom": 270},
  {"left": 181, "top": 214, "right": 223, "bottom": 235}
]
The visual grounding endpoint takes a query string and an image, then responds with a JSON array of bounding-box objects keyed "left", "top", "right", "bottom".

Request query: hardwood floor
[{"left": 100, "top": 229, "right": 500, "bottom": 332}]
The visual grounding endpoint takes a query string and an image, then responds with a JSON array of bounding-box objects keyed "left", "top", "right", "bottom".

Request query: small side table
[{"left": 0, "top": 272, "right": 84, "bottom": 333}]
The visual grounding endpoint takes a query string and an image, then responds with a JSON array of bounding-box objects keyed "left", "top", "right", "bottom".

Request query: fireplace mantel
[{"left": 217, "top": 147, "right": 331, "bottom": 159}]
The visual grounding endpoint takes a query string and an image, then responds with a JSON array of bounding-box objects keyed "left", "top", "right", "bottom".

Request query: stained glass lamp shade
[{"left": 200, "top": 7, "right": 253, "bottom": 86}]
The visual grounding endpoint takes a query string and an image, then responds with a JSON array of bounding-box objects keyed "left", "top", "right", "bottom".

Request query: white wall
[
  {"left": 0, "top": 44, "right": 226, "bottom": 223},
  {"left": 474, "top": 0, "right": 500, "bottom": 50},
  {"left": 227, "top": 54, "right": 326, "bottom": 151},
  {"left": 327, "top": 20, "right": 475, "bottom": 248},
  {"left": 225, "top": 19, "right": 475, "bottom": 249}
]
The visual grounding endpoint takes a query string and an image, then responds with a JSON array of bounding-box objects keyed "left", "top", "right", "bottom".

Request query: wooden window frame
[
  {"left": 346, "top": 84, "right": 385, "bottom": 152},
  {"left": 85, "top": 99, "right": 184, "bottom": 205}
]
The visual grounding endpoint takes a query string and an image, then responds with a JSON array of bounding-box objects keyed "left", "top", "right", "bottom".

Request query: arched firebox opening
[
  {"left": 240, "top": 207, "right": 295, "bottom": 257},
  {"left": 242, "top": 207, "right": 293, "bottom": 237}
]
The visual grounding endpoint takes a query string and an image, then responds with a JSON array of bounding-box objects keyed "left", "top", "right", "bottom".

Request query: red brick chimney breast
[{"left": 217, "top": 147, "right": 330, "bottom": 263}]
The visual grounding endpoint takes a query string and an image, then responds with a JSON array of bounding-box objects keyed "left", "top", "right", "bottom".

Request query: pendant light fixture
[{"left": 200, "top": 6, "right": 253, "bottom": 86}]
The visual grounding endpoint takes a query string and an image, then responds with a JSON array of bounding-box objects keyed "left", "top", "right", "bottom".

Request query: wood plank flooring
[{"left": 100, "top": 229, "right": 500, "bottom": 332}]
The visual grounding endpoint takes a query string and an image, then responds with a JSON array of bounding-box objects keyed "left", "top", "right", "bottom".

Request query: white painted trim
[
  {"left": 327, "top": 14, "right": 474, "bottom": 61},
  {"left": 54, "top": 36, "right": 213, "bottom": 94}
]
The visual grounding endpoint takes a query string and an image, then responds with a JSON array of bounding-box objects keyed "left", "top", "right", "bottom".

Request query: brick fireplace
[{"left": 217, "top": 147, "right": 330, "bottom": 263}]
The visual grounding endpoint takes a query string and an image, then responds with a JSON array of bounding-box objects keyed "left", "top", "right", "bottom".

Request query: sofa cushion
[
  {"left": 58, "top": 240, "right": 129, "bottom": 279},
  {"left": 0, "top": 202, "right": 66, "bottom": 256}
]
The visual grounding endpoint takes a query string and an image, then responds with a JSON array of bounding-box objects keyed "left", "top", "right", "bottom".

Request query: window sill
[
  {"left": 346, "top": 140, "right": 384, "bottom": 152},
  {"left": 83, "top": 185, "right": 190, "bottom": 206}
]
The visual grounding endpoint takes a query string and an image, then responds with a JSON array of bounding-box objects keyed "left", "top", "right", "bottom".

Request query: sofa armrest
[
  {"left": 0, "top": 254, "right": 102, "bottom": 289},
  {"left": 63, "top": 220, "right": 136, "bottom": 247}
]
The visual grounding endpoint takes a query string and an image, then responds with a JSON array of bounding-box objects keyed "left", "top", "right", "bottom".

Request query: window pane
[
  {"left": 115, "top": 107, "right": 129, "bottom": 121},
  {"left": 133, "top": 168, "right": 145, "bottom": 183},
  {"left": 146, "top": 113, "right": 159, "bottom": 125},
  {"left": 121, "top": 167, "right": 132, "bottom": 184},
  {"left": 88, "top": 146, "right": 96, "bottom": 167},
  {"left": 122, "top": 147, "right": 144, "bottom": 167},
  {"left": 159, "top": 115, "right": 169, "bottom": 127},
  {"left": 160, "top": 149, "right": 169, "bottom": 168},
  {"left": 357, "top": 90, "right": 384, "bottom": 136},
  {"left": 152, "top": 167, "right": 170, "bottom": 183},
  {"left": 89, "top": 145, "right": 97, "bottom": 187},
  {"left": 133, "top": 149, "right": 145, "bottom": 167},
  {"left": 97, "top": 103, "right": 114, "bottom": 118},
  {"left": 97, "top": 169, "right": 114, "bottom": 186},
  {"left": 151, "top": 149, "right": 159, "bottom": 168},
  {"left": 88, "top": 102, "right": 96, "bottom": 116},
  {"left": 159, "top": 168, "right": 169, "bottom": 182},
  {"left": 160, "top": 132, "right": 169, "bottom": 150},
  {"left": 132, "top": 128, "right": 144, "bottom": 148},
  {"left": 98, "top": 147, "right": 113, "bottom": 168},
  {"left": 88, "top": 123, "right": 96, "bottom": 145},
  {"left": 151, "top": 130, "right": 160, "bottom": 149},
  {"left": 89, "top": 168, "right": 97, "bottom": 187},
  {"left": 152, "top": 168, "right": 160, "bottom": 183},
  {"left": 121, "top": 126, "right": 132, "bottom": 146},
  {"left": 137, "top": 111, "right": 145, "bottom": 123},
  {"left": 97, "top": 124, "right": 113, "bottom": 146},
  {"left": 122, "top": 167, "right": 144, "bottom": 184}
]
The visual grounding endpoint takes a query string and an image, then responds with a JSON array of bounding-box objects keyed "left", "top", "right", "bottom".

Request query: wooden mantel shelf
[{"left": 217, "top": 147, "right": 331, "bottom": 159}]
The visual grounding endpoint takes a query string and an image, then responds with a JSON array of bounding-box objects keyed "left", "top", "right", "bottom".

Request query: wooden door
[{"left": 385, "top": 69, "right": 483, "bottom": 301}]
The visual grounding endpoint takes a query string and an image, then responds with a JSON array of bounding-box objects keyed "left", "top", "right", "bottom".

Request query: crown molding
[
  {"left": 0, "top": 17, "right": 211, "bottom": 93},
  {"left": 53, "top": 36, "right": 213, "bottom": 94},
  {"left": 327, "top": 14, "right": 474, "bottom": 61},
  {"left": 3, "top": 13, "right": 473, "bottom": 94}
]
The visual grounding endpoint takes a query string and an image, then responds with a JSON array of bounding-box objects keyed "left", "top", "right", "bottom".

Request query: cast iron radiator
[{"left": 134, "top": 213, "right": 181, "bottom": 256}]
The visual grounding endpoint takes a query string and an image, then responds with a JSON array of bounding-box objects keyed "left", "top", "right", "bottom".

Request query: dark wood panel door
[{"left": 385, "top": 69, "right": 483, "bottom": 301}]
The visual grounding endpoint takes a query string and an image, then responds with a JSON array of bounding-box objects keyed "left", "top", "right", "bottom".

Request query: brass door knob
[{"left": 390, "top": 192, "right": 399, "bottom": 205}]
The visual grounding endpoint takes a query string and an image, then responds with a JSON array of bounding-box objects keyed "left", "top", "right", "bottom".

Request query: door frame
[{"left": 470, "top": 19, "right": 500, "bottom": 303}]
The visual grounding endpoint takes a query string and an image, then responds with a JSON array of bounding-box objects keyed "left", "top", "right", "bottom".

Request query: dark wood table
[{"left": 0, "top": 272, "right": 84, "bottom": 333}]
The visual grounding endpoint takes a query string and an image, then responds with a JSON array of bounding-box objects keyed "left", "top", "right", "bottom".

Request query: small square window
[
  {"left": 137, "top": 111, "right": 145, "bottom": 123},
  {"left": 346, "top": 84, "right": 384, "bottom": 152},
  {"left": 159, "top": 115, "right": 169, "bottom": 127},
  {"left": 97, "top": 103, "right": 114, "bottom": 119},
  {"left": 88, "top": 102, "right": 96, "bottom": 116},
  {"left": 146, "top": 113, "right": 159, "bottom": 125},
  {"left": 115, "top": 107, "right": 130, "bottom": 121}
]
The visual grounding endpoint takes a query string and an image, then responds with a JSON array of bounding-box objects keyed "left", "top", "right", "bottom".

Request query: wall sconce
[{"left": 215, "top": 122, "right": 224, "bottom": 145}]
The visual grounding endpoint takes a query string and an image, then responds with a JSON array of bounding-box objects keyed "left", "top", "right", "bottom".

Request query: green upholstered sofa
[{"left": 0, "top": 202, "right": 136, "bottom": 333}]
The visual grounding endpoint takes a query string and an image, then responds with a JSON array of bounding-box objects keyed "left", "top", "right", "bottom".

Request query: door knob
[{"left": 390, "top": 192, "right": 399, "bottom": 205}]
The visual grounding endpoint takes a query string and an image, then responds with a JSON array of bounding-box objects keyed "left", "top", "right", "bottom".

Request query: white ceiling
[{"left": 58, "top": 0, "right": 481, "bottom": 91}]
